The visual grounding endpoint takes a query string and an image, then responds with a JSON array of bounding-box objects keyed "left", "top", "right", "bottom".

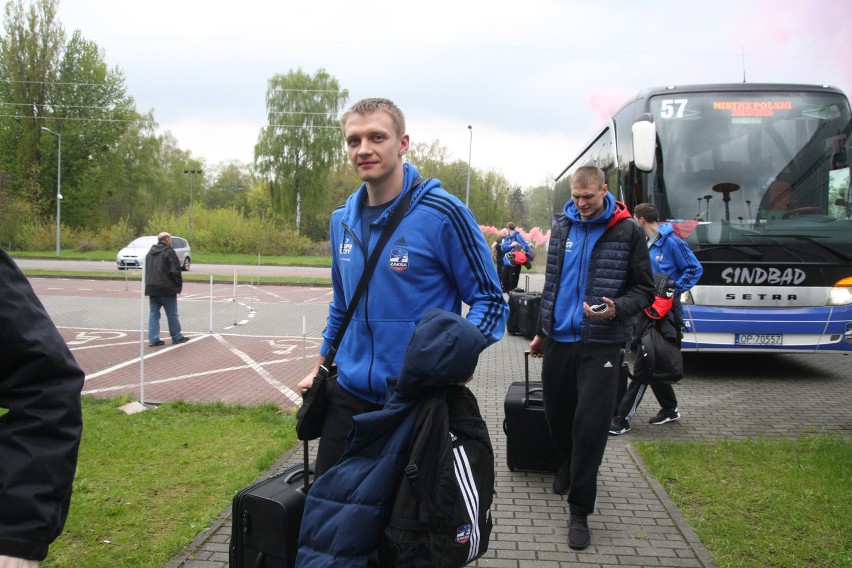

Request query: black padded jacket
[{"left": 0, "top": 250, "right": 84, "bottom": 561}]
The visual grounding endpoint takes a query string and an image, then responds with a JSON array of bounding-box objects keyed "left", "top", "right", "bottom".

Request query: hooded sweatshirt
[
  {"left": 322, "top": 163, "right": 507, "bottom": 405},
  {"left": 649, "top": 222, "right": 703, "bottom": 295}
]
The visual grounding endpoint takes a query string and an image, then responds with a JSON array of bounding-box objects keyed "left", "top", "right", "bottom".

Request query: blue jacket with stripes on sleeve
[{"left": 321, "top": 163, "right": 507, "bottom": 405}]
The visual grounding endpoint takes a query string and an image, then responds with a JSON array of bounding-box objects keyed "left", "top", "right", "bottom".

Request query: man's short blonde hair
[
  {"left": 158, "top": 232, "right": 171, "bottom": 243},
  {"left": 341, "top": 98, "right": 406, "bottom": 138},
  {"left": 571, "top": 165, "right": 605, "bottom": 190}
]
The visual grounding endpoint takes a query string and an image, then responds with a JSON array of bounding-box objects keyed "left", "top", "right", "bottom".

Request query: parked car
[{"left": 116, "top": 235, "right": 192, "bottom": 271}]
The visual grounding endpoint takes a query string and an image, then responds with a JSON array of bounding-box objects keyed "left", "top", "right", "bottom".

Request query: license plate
[{"left": 736, "top": 334, "right": 782, "bottom": 346}]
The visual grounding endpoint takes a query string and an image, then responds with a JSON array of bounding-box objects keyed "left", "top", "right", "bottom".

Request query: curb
[{"left": 626, "top": 443, "right": 718, "bottom": 568}]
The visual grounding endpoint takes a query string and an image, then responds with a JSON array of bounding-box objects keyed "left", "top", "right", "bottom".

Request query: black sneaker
[
  {"left": 148, "top": 340, "right": 164, "bottom": 347},
  {"left": 609, "top": 417, "right": 631, "bottom": 436},
  {"left": 552, "top": 462, "right": 570, "bottom": 495},
  {"left": 649, "top": 408, "right": 681, "bottom": 425},
  {"left": 568, "top": 512, "right": 590, "bottom": 550},
  {"left": 172, "top": 336, "right": 190, "bottom": 345}
]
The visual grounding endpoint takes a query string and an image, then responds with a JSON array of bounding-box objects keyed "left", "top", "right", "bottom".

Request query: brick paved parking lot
[{"left": 29, "top": 275, "right": 851, "bottom": 567}]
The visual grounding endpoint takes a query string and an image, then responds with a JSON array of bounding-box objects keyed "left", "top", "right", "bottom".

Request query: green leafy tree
[
  {"left": 254, "top": 68, "right": 348, "bottom": 235},
  {"left": 206, "top": 161, "right": 254, "bottom": 211},
  {"left": 524, "top": 179, "right": 556, "bottom": 230},
  {"left": 0, "top": 0, "right": 63, "bottom": 205},
  {"left": 41, "top": 29, "right": 136, "bottom": 228}
]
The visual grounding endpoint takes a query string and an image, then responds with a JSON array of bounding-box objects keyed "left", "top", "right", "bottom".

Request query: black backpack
[
  {"left": 379, "top": 386, "right": 495, "bottom": 567},
  {"left": 631, "top": 315, "right": 684, "bottom": 385}
]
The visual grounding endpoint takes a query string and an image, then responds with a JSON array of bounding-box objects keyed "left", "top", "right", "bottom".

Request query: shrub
[
  {"left": 96, "top": 219, "right": 137, "bottom": 250},
  {"left": 74, "top": 237, "right": 99, "bottom": 252}
]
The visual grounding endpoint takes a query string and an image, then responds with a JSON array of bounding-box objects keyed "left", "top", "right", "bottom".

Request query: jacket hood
[
  {"left": 392, "top": 307, "right": 488, "bottom": 400},
  {"left": 564, "top": 192, "right": 631, "bottom": 228},
  {"left": 657, "top": 221, "right": 676, "bottom": 241},
  {"left": 148, "top": 243, "right": 168, "bottom": 255},
  {"left": 339, "top": 163, "right": 441, "bottom": 228}
]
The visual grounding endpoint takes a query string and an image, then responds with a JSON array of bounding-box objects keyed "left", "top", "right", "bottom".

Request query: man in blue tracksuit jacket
[
  {"left": 610, "top": 203, "right": 703, "bottom": 435},
  {"left": 499, "top": 222, "right": 531, "bottom": 292},
  {"left": 298, "top": 98, "right": 507, "bottom": 476},
  {"left": 529, "top": 165, "right": 654, "bottom": 551}
]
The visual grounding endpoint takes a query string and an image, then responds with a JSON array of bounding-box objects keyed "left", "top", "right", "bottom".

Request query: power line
[
  {"left": 0, "top": 101, "right": 136, "bottom": 112},
  {"left": 0, "top": 114, "right": 153, "bottom": 124},
  {"left": 0, "top": 78, "right": 117, "bottom": 88}
]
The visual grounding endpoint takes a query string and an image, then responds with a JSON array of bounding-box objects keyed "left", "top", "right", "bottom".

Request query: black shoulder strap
[{"left": 324, "top": 177, "right": 426, "bottom": 368}]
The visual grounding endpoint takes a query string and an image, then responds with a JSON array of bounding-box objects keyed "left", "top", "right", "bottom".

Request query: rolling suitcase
[
  {"left": 502, "top": 351, "right": 563, "bottom": 473},
  {"left": 508, "top": 275, "right": 539, "bottom": 337},
  {"left": 506, "top": 287, "right": 526, "bottom": 334},
  {"left": 515, "top": 292, "right": 541, "bottom": 339},
  {"left": 230, "top": 440, "right": 313, "bottom": 568}
]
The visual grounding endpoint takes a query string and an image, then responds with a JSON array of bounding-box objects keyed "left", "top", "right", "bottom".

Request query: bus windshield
[{"left": 648, "top": 91, "right": 852, "bottom": 263}]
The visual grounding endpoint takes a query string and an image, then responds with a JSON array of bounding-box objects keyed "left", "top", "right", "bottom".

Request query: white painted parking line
[
  {"left": 212, "top": 334, "right": 302, "bottom": 405},
  {"left": 84, "top": 336, "right": 203, "bottom": 380}
]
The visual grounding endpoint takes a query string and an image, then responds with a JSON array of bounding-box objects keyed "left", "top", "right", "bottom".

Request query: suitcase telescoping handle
[{"left": 523, "top": 350, "right": 544, "bottom": 407}]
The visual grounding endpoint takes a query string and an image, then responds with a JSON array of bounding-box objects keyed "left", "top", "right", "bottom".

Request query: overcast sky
[{"left": 56, "top": 0, "right": 851, "bottom": 188}]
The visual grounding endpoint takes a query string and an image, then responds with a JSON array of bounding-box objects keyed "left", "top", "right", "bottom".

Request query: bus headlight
[
  {"left": 827, "top": 277, "right": 852, "bottom": 306},
  {"left": 680, "top": 290, "right": 695, "bottom": 305},
  {"left": 828, "top": 287, "right": 852, "bottom": 306}
]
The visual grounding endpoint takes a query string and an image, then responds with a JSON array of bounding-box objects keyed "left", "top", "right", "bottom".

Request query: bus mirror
[{"left": 632, "top": 119, "right": 656, "bottom": 172}]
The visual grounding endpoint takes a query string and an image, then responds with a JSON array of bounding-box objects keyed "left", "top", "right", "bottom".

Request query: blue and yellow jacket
[{"left": 322, "top": 164, "right": 507, "bottom": 405}]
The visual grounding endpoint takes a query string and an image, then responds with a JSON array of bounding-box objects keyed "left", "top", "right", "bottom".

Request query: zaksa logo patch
[
  {"left": 389, "top": 247, "right": 409, "bottom": 272},
  {"left": 455, "top": 523, "right": 472, "bottom": 544}
]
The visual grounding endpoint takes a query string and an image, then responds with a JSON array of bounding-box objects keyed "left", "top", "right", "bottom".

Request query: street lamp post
[
  {"left": 41, "top": 127, "right": 62, "bottom": 256},
  {"left": 183, "top": 169, "right": 202, "bottom": 234},
  {"left": 465, "top": 125, "right": 473, "bottom": 207}
]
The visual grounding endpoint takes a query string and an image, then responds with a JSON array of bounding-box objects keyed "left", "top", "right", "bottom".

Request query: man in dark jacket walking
[
  {"left": 145, "top": 232, "right": 188, "bottom": 346},
  {"left": 529, "top": 165, "right": 654, "bottom": 550},
  {"left": 0, "top": 250, "right": 84, "bottom": 566}
]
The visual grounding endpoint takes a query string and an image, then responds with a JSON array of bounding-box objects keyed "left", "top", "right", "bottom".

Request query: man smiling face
[{"left": 343, "top": 109, "right": 409, "bottom": 201}]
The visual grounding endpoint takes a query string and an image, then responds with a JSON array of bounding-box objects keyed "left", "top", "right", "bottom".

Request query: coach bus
[{"left": 554, "top": 83, "right": 852, "bottom": 352}]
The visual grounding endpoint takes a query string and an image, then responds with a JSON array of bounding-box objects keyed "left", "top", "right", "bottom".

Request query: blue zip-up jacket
[
  {"left": 297, "top": 308, "right": 489, "bottom": 567},
  {"left": 322, "top": 163, "right": 507, "bottom": 405},
  {"left": 650, "top": 223, "right": 703, "bottom": 295},
  {"left": 538, "top": 194, "right": 654, "bottom": 344}
]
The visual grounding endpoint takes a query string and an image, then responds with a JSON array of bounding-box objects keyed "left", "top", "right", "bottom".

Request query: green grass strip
[
  {"left": 44, "top": 397, "right": 298, "bottom": 568},
  {"left": 635, "top": 435, "right": 851, "bottom": 568}
]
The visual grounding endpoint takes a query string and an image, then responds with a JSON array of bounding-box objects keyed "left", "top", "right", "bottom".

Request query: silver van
[{"left": 116, "top": 236, "right": 192, "bottom": 271}]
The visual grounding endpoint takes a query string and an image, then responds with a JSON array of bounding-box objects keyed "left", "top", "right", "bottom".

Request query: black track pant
[
  {"left": 616, "top": 379, "right": 678, "bottom": 421},
  {"left": 315, "top": 378, "right": 382, "bottom": 476},
  {"left": 541, "top": 339, "right": 621, "bottom": 516}
]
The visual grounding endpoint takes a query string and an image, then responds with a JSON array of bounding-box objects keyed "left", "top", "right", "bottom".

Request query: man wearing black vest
[{"left": 529, "top": 165, "right": 654, "bottom": 550}]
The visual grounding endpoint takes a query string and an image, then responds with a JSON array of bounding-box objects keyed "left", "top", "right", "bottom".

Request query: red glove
[{"left": 644, "top": 295, "right": 673, "bottom": 319}]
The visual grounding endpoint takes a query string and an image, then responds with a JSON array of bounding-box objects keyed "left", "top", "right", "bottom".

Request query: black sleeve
[
  {"left": 613, "top": 222, "right": 656, "bottom": 320},
  {"left": 168, "top": 248, "right": 183, "bottom": 294},
  {"left": 0, "top": 250, "right": 84, "bottom": 561}
]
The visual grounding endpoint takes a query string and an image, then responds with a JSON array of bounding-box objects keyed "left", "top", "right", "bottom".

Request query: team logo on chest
[
  {"left": 339, "top": 235, "right": 353, "bottom": 258},
  {"left": 389, "top": 236, "right": 409, "bottom": 272},
  {"left": 655, "top": 252, "right": 664, "bottom": 264}
]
